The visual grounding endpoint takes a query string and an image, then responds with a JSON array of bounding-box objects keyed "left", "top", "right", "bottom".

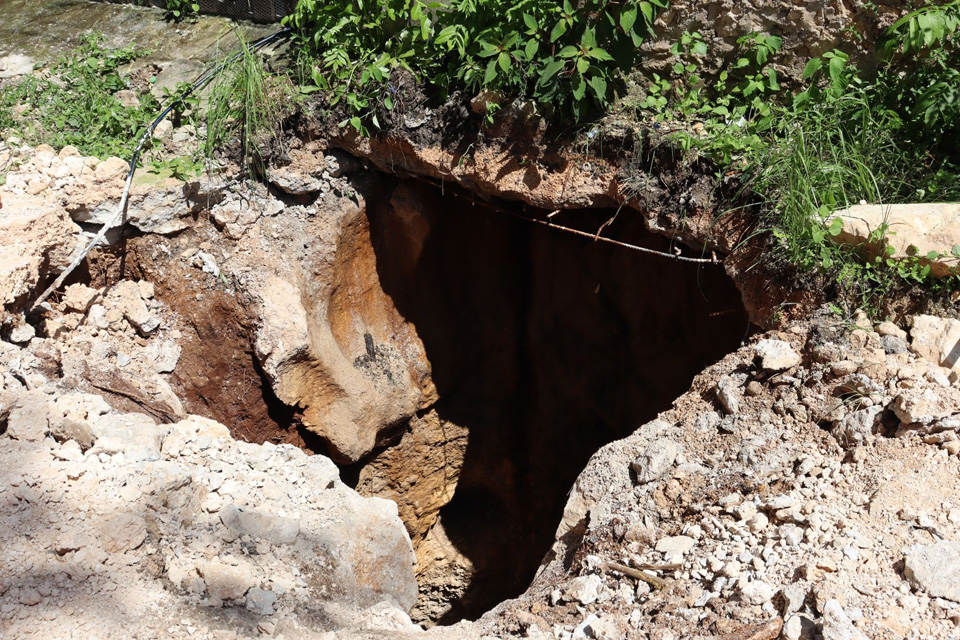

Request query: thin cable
[
  {"left": 416, "top": 174, "right": 721, "bottom": 265},
  {"left": 31, "top": 27, "right": 291, "bottom": 311},
  {"left": 509, "top": 212, "right": 720, "bottom": 264}
]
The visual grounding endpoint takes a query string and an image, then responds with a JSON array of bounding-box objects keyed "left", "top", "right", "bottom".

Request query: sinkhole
[
  {"left": 343, "top": 177, "right": 749, "bottom": 623},
  {"left": 89, "top": 173, "right": 750, "bottom": 625}
]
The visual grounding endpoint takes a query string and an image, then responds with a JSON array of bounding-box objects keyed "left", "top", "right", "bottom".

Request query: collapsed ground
[
  {"left": 2, "top": 124, "right": 960, "bottom": 640},
  {"left": 1, "top": 1, "right": 960, "bottom": 638}
]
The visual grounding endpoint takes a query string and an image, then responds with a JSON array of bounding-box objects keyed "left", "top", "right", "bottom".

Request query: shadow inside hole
[{"left": 366, "top": 179, "right": 752, "bottom": 622}]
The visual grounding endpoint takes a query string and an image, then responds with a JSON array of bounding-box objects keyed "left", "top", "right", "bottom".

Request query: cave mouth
[
  {"left": 349, "top": 177, "right": 751, "bottom": 624},
  {"left": 75, "top": 170, "right": 751, "bottom": 625}
]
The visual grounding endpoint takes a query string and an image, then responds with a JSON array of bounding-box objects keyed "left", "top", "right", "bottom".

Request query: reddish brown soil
[{"left": 86, "top": 235, "right": 305, "bottom": 446}]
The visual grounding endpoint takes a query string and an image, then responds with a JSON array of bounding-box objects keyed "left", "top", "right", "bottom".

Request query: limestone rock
[
  {"left": 4, "top": 389, "right": 50, "bottom": 443},
  {"left": 100, "top": 513, "right": 147, "bottom": 552},
  {"left": 199, "top": 560, "right": 256, "bottom": 602},
  {"left": 62, "top": 283, "right": 101, "bottom": 313},
  {"left": 49, "top": 417, "right": 96, "bottom": 450},
  {"left": 739, "top": 580, "right": 775, "bottom": 605},
  {"left": 245, "top": 588, "right": 276, "bottom": 616},
  {"left": 94, "top": 157, "right": 129, "bottom": 182},
  {"left": 904, "top": 541, "right": 960, "bottom": 603},
  {"left": 822, "top": 599, "right": 869, "bottom": 640},
  {"left": 754, "top": 339, "right": 801, "bottom": 371},
  {"left": 783, "top": 614, "right": 817, "bottom": 640},
  {"left": 631, "top": 439, "right": 682, "bottom": 485},
  {"left": 107, "top": 280, "right": 159, "bottom": 335},
  {"left": 877, "top": 321, "right": 908, "bottom": 339},
  {"left": 88, "top": 413, "right": 162, "bottom": 462},
  {"left": 715, "top": 376, "right": 742, "bottom": 415},
  {"left": 8, "top": 322, "right": 35, "bottom": 344},
  {"left": 0, "top": 53, "right": 34, "bottom": 79},
  {"left": 827, "top": 203, "right": 960, "bottom": 278},
  {"left": 833, "top": 406, "right": 882, "bottom": 447},
  {"left": 0, "top": 197, "right": 82, "bottom": 314},
  {"left": 146, "top": 340, "right": 181, "bottom": 374},
  {"left": 910, "top": 315, "right": 960, "bottom": 372},
  {"left": 26, "top": 179, "right": 49, "bottom": 195},
  {"left": 251, "top": 187, "right": 437, "bottom": 464},
  {"left": 267, "top": 164, "right": 325, "bottom": 195},
  {"left": 656, "top": 535, "right": 696, "bottom": 562},
  {"left": 324, "top": 149, "right": 360, "bottom": 178},
  {"left": 219, "top": 504, "right": 300, "bottom": 546},
  {"left": 564, "top": 575, "right": 603, "bottom": 605},
  {"left": 893, "top": 385, "right": 960, "bottom": 426},
  {"left": 65, "top": 177, "right": 216, "bottom": 235}
]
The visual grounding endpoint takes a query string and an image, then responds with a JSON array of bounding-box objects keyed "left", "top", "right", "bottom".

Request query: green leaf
[
  {"left": 540, "top": 59, "right": 565, "bottom": 82},
  {"left": 639, "top": 1, "right": 654, "bottom": 24},
  {"left": 756, "top": 46, "right": 768, "bottom": 65},
  {"left": 828, "top": 217, "right": 843, "bottom": 236},
  {"left": 802, "top": 58, "right": 823, "bottom": 81},
  {"left": 525, "top": 40, "right": 539, "bottom": 60},
  {"left": 828, "top": 54, "right": 846, "bottom": 81},
  {"left": 550, "top": 20, "right": 569, "bottom": 42},
  {"left": 478, "top": 40, "right": 498, "bottom": 57},
  {"left": 927, "top": 250, "right": 942, "bottom": 260},
  {"left": 577, "top": 57, "right": 590, "bottom": 74},
  {"left": 384, "top": 94, "right": 394, "bottom": 110},
  {"left": 559, "top": 45, "right": 580, "bottom": 58},
  {"left": 952, "top": 244, "right": 960, "bottom": 258},
  {"left": 572, "top": 74, "right": 587, "bottom": 100},
  {"left": 582, "top": 28, "right": 596, "bottom": 48},
  {"left": 767, "top": 68, "right": 780, "bottom": 91},
  {"left": 435, "top": 25, "right": 458, "bottom": 45},
  {"left": 484, "top": 59, "right": 498, "bottom": 84},
  {"left": 588, "top": 48, "right": 614, "bottom": 61},
  {"left": 498, "top": 51, "right": 511, "bottom": 72},
  {"left": 523, "top": 13, "right": 538, "bottom": 31},
  {"left": 589, "top": 75, "right": 607, "bottom": 100},
  {"left": 693, "top": 41, "right": 708, "bottom": 55},
  {"left": 620, "top": 6, "right": 637, "bottom": 32}
]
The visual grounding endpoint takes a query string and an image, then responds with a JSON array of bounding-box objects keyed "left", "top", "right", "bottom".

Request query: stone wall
[{"left": 646, "top": 0, "right": 909, "bottom": 82}]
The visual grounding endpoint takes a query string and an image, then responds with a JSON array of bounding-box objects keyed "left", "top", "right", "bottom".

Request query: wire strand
[{"left": 31, "top": 28, "right": 291, "bottom": 312}]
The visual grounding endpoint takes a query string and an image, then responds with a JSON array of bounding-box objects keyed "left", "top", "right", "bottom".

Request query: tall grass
[
  {"left": 738, "top": 86, "right": 960, "bottom": 310},
  {"left": 747, "top": 88, "right": 960, "bottom": 265},
  {"left": 204, "top": 30, "right": 294, "bottom": 169}
]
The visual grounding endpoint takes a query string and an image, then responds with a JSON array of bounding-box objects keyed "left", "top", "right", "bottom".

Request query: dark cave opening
[
  {"left": 360, "top": 178, "right": 751, "bottom": 623},
  {"left": 83, "top": 172, "right": 752, "bottom": 624}
]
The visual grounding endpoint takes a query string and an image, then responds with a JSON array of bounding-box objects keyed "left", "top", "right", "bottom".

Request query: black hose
[{"left": 32, "top": 27, "right": 292, "bottom": 311}]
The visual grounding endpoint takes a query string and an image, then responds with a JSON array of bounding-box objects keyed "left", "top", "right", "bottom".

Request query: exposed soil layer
[
  {"left": 85, "top": 235, "right": 304, "bottom": 446},
  {"left": 67, "top": 172, "right": 752, "bottom": 624},
  {"left": 352, "top": 179, "right": 751, "bottom": 622}
]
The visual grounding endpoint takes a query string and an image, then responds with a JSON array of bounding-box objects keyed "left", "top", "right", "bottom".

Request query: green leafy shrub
[
  {"left": 285, "top": 0, "right": 669, "bottom": 127},
  {"left": 877, "top": 1, "right": 960, "bottom": 155},
  {"left": 165, "top": 0, "right": 200, "bottom": 22},
  {"left": 630, "top": 16, "right": 960, "bottom": 307},
  {"left": 0, "top": 34, "right": 161, "bottom": 158}
]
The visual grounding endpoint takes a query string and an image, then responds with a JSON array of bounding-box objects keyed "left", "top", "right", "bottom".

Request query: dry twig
[{"left": 601, "top": 561, "right": 669, "bottom": 590}]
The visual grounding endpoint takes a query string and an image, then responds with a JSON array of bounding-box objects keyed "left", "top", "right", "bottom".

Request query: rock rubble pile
[{"left": 481, "top": 312, "right": 960, "bottom": 640}]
